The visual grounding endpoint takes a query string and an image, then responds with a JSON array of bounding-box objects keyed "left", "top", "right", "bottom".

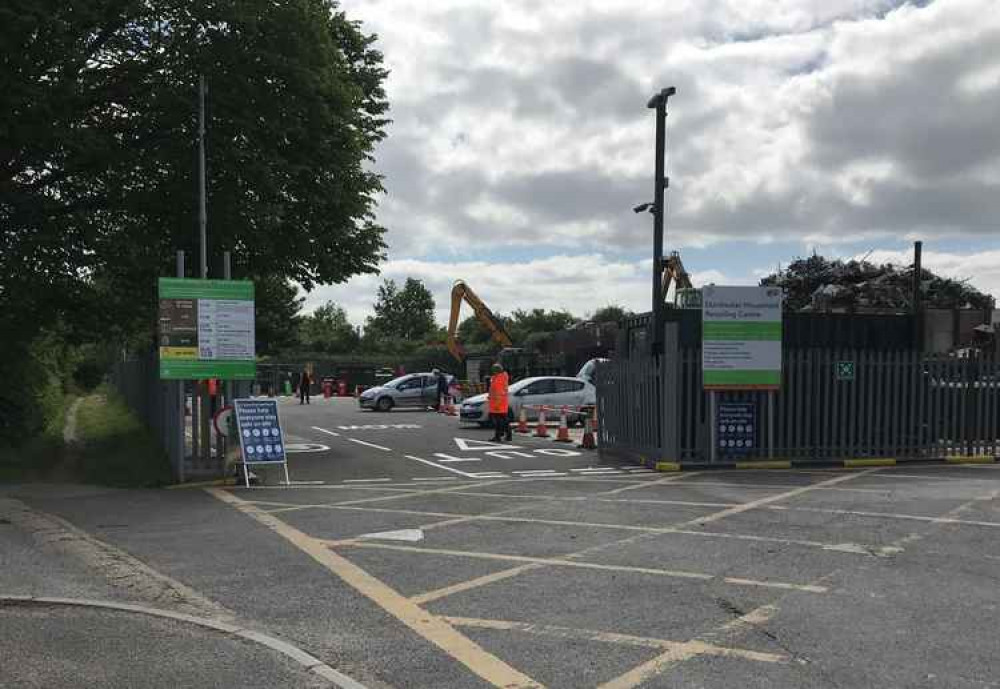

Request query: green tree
[
  {"left": 508, "top": 308, "right": 579, "bottom": 344},
  {"left": 456, "top": 313, "right": 512, "bottom": 348},
  {"left": 364, "top": 278, "right": 437, "bottom": 350},
  {"left": 1, "top": 0, "right": 388, "bottom": 339},
  {"left": 590, "top": 305, "right": 633, "bottom": 324},
  {"left": 300, "top": 301, "right": 360, "bottom": 353},
  {"left": 0, "top": 0, "right": 388, "bottom": 440},
  {"left": 255, "top": 277, "right": 304, "bottom": 356}
]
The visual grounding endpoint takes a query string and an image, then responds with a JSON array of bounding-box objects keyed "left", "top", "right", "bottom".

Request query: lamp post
[{"left": 647, "top": 86, "right": 675, "bottom": 354}]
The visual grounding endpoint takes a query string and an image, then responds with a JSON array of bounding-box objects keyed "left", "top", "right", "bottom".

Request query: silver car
[
  {"left": 459, "top": 376, "right": 596, "bottom": 426},
  {"left": 358, "top": 373, "right": 453, "bottom": 412}
]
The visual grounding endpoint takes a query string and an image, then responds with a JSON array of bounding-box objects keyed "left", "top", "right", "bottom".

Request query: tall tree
[
  {"left": 1, "top": 0, "right": 389, "bottom": 341},
  {"left": 508, "top": 308, "right": 579, "bottom": 343},
  {"left": 364, "top": 278, "right": 437, "bottom": 349},
  {"left": 255, "top": 277, "right": 304, "bottom": 356},
  {"left": 590, "top": 305, "right": 633, "bottom": 324},
  {"left": 300, "top": 301, "right": 360, "bottom": 353}
]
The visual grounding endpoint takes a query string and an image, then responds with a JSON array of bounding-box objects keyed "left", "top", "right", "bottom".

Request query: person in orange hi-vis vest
[{"left": 488, "top": 363, "right": 512, "bottom": 442}]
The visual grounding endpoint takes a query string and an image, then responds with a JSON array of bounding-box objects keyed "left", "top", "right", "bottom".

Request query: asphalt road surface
[{"left": 4, "top": 396, "right": 1000, "bottom": 688}]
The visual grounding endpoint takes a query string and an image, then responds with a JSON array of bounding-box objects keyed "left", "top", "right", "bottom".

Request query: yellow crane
[
  {"left": 661, "top": 250, "right": 693, "bottom": 302},
  {"left": 446, "top": 280, "right": 513, "bottom": 363}
]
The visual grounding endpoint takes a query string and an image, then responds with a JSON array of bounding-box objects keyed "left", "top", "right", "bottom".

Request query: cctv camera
[{"left": 633, "top": 202, "right": 654, "bottom": 214}]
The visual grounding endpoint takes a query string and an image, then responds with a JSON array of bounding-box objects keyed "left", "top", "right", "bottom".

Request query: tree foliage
[
  {"left": 299, "top": 301, "right": 360, "bottom": 353},
  {"left": 590, "top": 305, "right": 633, "bottom": 324},
  {"left": 1, "top": 0, "right": 389, "bottom": 342},
  {"left": 255, "top": 277, "right": 304, "bottom": 355},
  {"left": 760, "top": 255, "right": 994, "bottom": 312},
  {"left": 507, "top": 309, "right": 579, "bottom": 344},
  {"left": 364, "top": 278, "right": 437, "bottom": 350}
]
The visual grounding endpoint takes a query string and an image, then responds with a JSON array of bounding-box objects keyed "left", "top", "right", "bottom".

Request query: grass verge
[
  {"left": 0, "top": 395, "right": 74, "bottom": 483},
  {"left": 73, "top": 388, "right": 172, "bottom": 487}
]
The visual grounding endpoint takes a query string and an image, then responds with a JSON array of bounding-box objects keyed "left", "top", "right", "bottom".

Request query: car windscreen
[{"left": 382, "top": 375, "right": 413, "bottom": 389}]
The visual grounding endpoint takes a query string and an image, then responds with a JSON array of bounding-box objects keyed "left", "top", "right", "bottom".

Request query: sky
[{"left": 305, "top": 0, "right": 1000, "bottom": 326}]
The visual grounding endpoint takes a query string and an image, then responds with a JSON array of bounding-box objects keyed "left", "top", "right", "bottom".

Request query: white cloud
[
  {"left": 860, "top": 248, "right": 1000, "bottom": 302},
  {"left": 301, "top": 254, "right": 740, "bottom": 326},
  {"left": 330, "top": 0, "right": 999, "bottom": 323}
]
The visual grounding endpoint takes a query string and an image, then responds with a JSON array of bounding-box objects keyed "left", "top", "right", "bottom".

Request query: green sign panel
[
  {"left": 702, "top": 286, "right": 783, "bottom": 390},
  {"left": 158, "top": 278, "right": 256, "bottom": 380},
  {"left": 836, "top": 361, "right": 856, "bottom": 381}
]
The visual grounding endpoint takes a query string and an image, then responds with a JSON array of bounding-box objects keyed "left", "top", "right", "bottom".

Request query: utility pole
[
  {"left": 198, "top": 75, "right": 208, "bottom": 279},
  {"left": 647, "top": 87, "right": 675, "bottom": 354}
]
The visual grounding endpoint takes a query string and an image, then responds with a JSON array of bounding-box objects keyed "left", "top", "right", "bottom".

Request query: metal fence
[
  {"left": 109, "top": 350, "right": 253, "bottom": 481},
  {"left": 597, "top": 325, "right": 1000, "bottom": 464}
]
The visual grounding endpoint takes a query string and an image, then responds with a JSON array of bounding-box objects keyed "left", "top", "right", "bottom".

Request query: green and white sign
[
  {"left": 158, "top": 278, "right": 256, "bottom": 380},
  {"left": 702, "top": 286, "right": 782, "bottom": 390}
]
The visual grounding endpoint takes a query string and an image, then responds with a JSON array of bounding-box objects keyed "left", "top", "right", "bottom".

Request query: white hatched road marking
[{"left": 347, "top": 438, "right": 392, "bottom": 452}]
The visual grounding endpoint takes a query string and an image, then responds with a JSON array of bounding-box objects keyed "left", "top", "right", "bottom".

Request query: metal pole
[
  {"left": 767, "top": 391, "right": 775, "bottom": 459},
  {"left": 198, "top": 75, "right": 208, "bottom": 280},
  {"left": 709, "top": 390, "right": 718, "bottom": 463},
  {"left": 176, "top": 251, "right": 186, "bottom": 483},
  {"left": 647, "top": 89, "right": 672, "bottom": 354},
  {"left": 912, "top": 240, "right": 922, "bottom": 352}
]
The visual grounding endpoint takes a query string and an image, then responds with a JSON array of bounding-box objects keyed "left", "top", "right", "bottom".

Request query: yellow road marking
[
  {"left": 735, "top": 460, "right": 792, "bottom": 470},
  {"left": 443, "top": 616, "right": 785, "bottom": 663},
  {"left": 206, "top": 489, "right": 543, "bottom": 689},
  {"left": 600, "top": 471, "right": 698, "bottom": 495},
  {"left": 338, "top": 541, "right": 828, "bottom": 593},
  {"left": 400, "top": 469, "right": 877, "bottom": 604},
  {"left": 946, "top": 455, "right": 995, "bottom": 464},
  {"left": 767, "top": 504, "right": 1000, "bottom": 527},
  {"left": 413, "top": 565, "right": 544, "bottom": 605},
  {"left": 845, "top": 458, "right": 896, "bottom": 467}
]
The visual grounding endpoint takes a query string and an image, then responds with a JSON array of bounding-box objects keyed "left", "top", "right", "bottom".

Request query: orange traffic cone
[
  {"left": 515, "top": 407, "right": 529, "bottom": 434},
  {"left": 534, "top": 409, "right": 549, "bottom": 437},
  {"left": 579, "top": 415, "right": 597, "bottom": 450},
  {"left": 555, "top": 406, "right": 572, "bottom": 442}
]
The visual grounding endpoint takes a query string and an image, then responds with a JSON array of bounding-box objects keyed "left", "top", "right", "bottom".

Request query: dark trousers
[
  {"left": 491, "top": 412, "right": 511, "bottom": 441},
  {"left": 299, "top": 386, "right": 310, "bottom": 404}
]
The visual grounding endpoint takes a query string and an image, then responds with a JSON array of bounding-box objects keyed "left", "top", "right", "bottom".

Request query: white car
[{"left": 459, "top": 376, "right": 596, "bottom": 426}]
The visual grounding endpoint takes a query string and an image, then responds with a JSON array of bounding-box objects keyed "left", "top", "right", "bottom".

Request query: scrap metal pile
[{"left": 761, "top": 255, "right": 993, "bottom": 313}]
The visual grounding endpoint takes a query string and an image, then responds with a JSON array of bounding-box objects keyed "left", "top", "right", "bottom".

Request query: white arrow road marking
[
  {"left": 358, "top": 529, "right": 424, "bottom": 542},
  {"left": 404, "top": 455, "right": 481, "bottom": 478},
  {"left": 453, "top": 438, "right": 521, "bottom": 451},
  {"left": 347, "top": 438, "right": 392, "bottom": 451},
  {"left": 435, "top": 453, "right": 482, "bottom": 463}
]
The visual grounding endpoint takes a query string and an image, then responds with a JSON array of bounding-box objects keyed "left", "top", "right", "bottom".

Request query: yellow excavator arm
[
  {"left": 447, "top": 280, "right": 514, "bottom": 362},
  {"left": 661, "top": 251, "right": 693, "bottom": 302}
]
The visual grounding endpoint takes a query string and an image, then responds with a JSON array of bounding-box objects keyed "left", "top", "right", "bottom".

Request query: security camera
[{"left": 633, "top": 202, "right": 654, "bottom": 214}]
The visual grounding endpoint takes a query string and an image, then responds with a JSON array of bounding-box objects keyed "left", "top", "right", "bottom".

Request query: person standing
[
  {"left": 488, "top": 363, "right": 511, "bottom": 442},
  {"left": 299, "top": 368, "right": 312, "bottom": 405},
  {"left": 435, "top": 368, "right": 449, "bottom": 410}
]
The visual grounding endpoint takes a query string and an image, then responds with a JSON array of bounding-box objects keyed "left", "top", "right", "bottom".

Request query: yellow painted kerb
[
  {"left": 165, "top": 478, "right": 236, "bottom": 490},
  {"left": 945, "top": 455, "right": 995, "bottom": 464},
  {"left": 844, "top": 458, "right": 896, "bottom": 467},
  {"left": 655, "top": 462, "right": 681, "bottom": 472},
  {"left": 736, "top": 461, "right": 791, "bottom": 470}
]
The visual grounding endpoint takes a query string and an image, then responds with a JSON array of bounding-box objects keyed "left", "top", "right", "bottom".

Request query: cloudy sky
[{"left": 306, "top": 0, "right": 1000, "bottom": 325}]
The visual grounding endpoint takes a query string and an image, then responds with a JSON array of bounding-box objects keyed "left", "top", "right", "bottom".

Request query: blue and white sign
[
  {"left": 717, "top": 402, "right": 756, "bottom": 457},
  {"left": 234, "top": 399, "right": 286, "bottom": 464}
]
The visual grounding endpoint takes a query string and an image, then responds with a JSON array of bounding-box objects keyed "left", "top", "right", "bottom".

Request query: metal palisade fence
[{"left": 596, "top": 326, "right": 1000, "bottom": 465}]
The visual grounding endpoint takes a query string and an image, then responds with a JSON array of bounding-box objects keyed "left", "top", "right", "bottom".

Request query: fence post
[{"left": 660, "top": 323, "right": 680, "bottom": 463}]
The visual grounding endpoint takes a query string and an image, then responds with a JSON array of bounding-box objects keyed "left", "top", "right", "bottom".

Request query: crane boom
[
  {"left": 661, "top": 251, "right": 693, "bottom": 302},
  {"left": 447, "top": 280, "right": 514, "bottom": 362}
]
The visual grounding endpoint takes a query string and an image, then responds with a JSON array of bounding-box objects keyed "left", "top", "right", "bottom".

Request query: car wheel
[{"left": 375, "top": 396, "right": 393, "bottom": 412}]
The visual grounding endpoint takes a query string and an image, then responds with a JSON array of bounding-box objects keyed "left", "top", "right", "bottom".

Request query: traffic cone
[
  {"left": 515, "top": 407, "right": 529, "bottom": 434},
  {"left": 579, "top": 415, "right": 597, "bottom": 450},
  {"left": 534, "top": 409, "right": 549, "bottom": 437},
  {"left": 555, "top": 406, "right": 572, "bottom": 442}
]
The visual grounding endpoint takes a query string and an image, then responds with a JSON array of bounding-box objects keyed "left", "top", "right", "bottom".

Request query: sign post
[
  {"left": 233, "top": 398, "right": 289, "bottom": 487},
  {"left": 158, "top": 278, "right": 256, "bottom": 380},
  {"left": 703, "top": 286, "right": 783, "bottom": 461}
]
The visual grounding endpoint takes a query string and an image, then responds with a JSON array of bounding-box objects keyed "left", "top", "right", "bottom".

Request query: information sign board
[
  {"left": 717, "top": 402, "right": 757, "bottom": 456},
  {"left": 702, "top": 286, "right": 782, "bottom": 390},
  {"left": 233, "top": 399, "right": 286, "bottom": 465},
  {"left": 158, "top": 278, "right": 255, "bottom": 379}
]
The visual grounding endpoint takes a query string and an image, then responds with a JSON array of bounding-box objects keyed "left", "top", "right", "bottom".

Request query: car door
[
  {"left": 515, "top": 379, "right": 555, "bottom": 420},
  {"left": 421, "top": 375, "right": 439, "bottom": 407},
  {"left": 551, "top": 379, "right": 586, "bottom": 409},
  {"left": 394, "top": 376, "right": 423, "bottom": 407}
]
